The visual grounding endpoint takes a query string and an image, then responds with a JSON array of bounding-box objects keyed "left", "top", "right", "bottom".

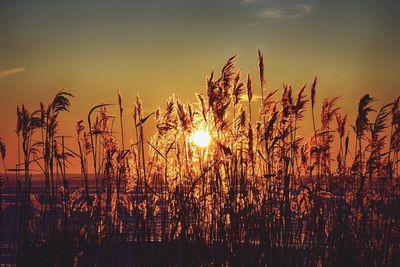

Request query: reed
[{"left": 0, "top": 52, "right": 399, "bottom": 266}]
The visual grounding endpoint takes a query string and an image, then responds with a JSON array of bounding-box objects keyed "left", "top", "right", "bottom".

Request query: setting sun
[{"left": 192, "top": 129, "right": 211, "bottom": 148}]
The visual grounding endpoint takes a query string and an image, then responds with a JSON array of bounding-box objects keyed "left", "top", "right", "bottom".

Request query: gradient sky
[{"left": 1, "top": 0, "right": 399, "bottom": 172}]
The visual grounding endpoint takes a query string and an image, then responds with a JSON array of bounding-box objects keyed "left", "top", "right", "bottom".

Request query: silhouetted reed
[{"left": 0, "top": 52, "right": 399, "bottom": 266}]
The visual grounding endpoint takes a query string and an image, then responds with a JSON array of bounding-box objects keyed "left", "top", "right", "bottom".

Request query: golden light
[{"left": 192, "top": 129, "right": 211, "bottom": 148}]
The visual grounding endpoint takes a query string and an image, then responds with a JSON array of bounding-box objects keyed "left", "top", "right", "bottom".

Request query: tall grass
[{"left": 0, "top": 52, "right": 399, "bottom": 266}]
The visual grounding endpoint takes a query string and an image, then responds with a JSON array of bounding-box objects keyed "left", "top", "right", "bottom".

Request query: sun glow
[{"left": 192, "top": 129, "right": 211, "bottom": 148}]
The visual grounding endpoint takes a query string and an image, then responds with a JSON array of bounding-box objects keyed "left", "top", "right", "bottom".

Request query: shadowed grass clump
[{"left": 0, "top": 52, "right": 399, "bottom": 266}]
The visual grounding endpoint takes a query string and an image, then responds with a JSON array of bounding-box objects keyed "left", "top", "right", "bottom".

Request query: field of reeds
[{"left": 0, "top": 51, "right": 399, "bottom": 266}]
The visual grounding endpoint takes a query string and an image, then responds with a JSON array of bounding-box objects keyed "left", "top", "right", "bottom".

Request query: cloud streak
[
  {"left": 240, "top": 94, "right": 263, "bottom": 102},
  {"left": 259, "top": 4, "right": 313, "bottom": 20},
  {"left": 0, "top": 67, "right": 26, "bottom": 80}
]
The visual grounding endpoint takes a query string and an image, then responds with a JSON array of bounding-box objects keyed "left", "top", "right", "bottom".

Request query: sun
[{"left": 192, "top": 129, "right": 211, "bottom": 148}]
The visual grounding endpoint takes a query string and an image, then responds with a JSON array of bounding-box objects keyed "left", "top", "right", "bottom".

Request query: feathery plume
[
  {"left": 221, "top": 55, "right": 237, "bottom": 91},
  {"left": 335, "top": 114, "right": 347, "bottom": 138},
  {"left": 16, "top": 105, "right": 22, "bottom": 135},
  {"left": 258, "top": 49, "right": 265, "bottom": 99},
  {"left": 392, "top": 96, "right": 400, "bottom": 125},
  {"left": 232, "top": 71, "right": 245, "bottom": 105},
  {"left": 0, "top": 138, "right": 5, "bottom": 160},
  {"left": 355, "top": 94, "right": 375, "bottom": 138},
  {"left": 311, "top": 76, "right": 317, "bottom": 110},
  {"left": 293, "top": 84, "right": 308, "bottom": 121},
  {"left": 321, "top": 97, "right": 340, "bottom": 129},
  {"left": 247, "top": 73, "right": 253, "bottom": 103}
]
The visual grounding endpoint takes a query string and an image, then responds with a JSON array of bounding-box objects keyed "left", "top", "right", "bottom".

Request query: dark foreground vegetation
[{"left": 0, "top": 51, "right": 399, "bottom": 266}]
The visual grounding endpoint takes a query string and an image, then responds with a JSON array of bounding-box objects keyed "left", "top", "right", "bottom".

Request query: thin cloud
[
  {"left": 0, "top": 67, "right": 26, "bottom": 80},
  {"left": 259, "top": 4, "right": 313, "bottom": 20},
  {"left": 242, "top": 22, "right": 258, "bottom": 29},
  {"left": 240, "top": 94, "right": 263, "bottom": 102}
]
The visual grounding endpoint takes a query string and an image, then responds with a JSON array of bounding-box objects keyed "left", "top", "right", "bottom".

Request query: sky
[{"left": 0, "top": 0, "right": 399, "bottom": 172}]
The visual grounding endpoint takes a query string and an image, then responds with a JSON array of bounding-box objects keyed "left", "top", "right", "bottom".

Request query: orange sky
[{"left": 0, "top": 0, "right": 399, "bottom": 173}]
